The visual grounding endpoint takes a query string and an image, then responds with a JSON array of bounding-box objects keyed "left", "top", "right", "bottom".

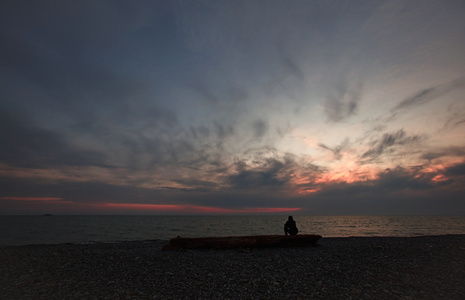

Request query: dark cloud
[
  {"left": 252, "top": 119, "right": 268, "bottom": 139},
  {"left": 447, "top": 118, "right": 465, "bottom": 128},
  {"left": 2, "top": 36, "right": 143, "bottom": 102},
  {"left": 214, "top": 122, "right": 234, "bottom": 140},
  {"left": 282, "top": 57, "right": 305, "bottom": 82},
  {"left": 1, "top": 95, "right": 196, "bottom": 172},
  {"left": 0, "top": 6, "right": 152, "bottom": 109},
  {"left": 375, "top": 167, "right": 439, "bottom": 190},
  {"left": 318, "top": 166, "right": 440, "bottom": 198},
  {"left": 192, "top": 125, "right": 211, "bottom": 139},
  {"left": 444, "top": 104, "right": 465, "bottom": 129},
  {"left": 226, "top": 151, "right": 295, "bottom": 190},
  {"left": 392, "top": 77, "right": 465, "bottom": 112},
  {"left": 394, "top": 87, "right": 435, "bottom": 111},
  {"left": 303, "top": 165, "right": 465, "bottom": 215},
  {"left": 190, "top": 81, "right": 219, "bottom": 104},
  {"left": 226, "top": 151, "right": 321, "bottom": 191},
  {"left": 324, "top": 78, "right": 362, "bottom": 122},
  {"left": 172, "top": 178, "right": 219, "bottom": 191},
  {"left": 444, "top": 161, "right": 465, "bottom": 177},
  {"left": 0, "top": 110, "right": 105, "bottom": 168},
  {"left": 420, "top": 146, "right": 465, "bottom": 161},
  {"left": 0, "top": 175, "right": 149, "bottom": 204},
  {"left": 361, "top": 129, "right": 422, "bottom": 160},
  {"left": 0, "top": 173, "right": 295, "bottom": 214},
  {"left": 227, "top": 164, "right": 286, "bottom": 190},
  {"left": 318, "top": 138, "right": 349, "bottom": 160},
  {"left": 2, "top": 158, "right": 465, "bottom": 215}
]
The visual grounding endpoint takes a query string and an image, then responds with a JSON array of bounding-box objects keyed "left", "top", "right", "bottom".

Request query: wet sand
[{"left": 1, "top": 235, "right": 464, "bottom": 299}]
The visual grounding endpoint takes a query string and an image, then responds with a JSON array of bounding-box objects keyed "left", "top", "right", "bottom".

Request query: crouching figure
[{"left": 284, "top": 216, "right": 298, "bottom": 236}]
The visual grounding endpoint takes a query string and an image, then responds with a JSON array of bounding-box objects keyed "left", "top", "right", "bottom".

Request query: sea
[{"left": 1, "top": 215, "right": 465, "bottom": 246}]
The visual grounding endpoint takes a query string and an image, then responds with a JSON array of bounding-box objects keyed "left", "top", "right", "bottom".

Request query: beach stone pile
[{"left": 1, "top": 235, "right": 465, "bottom": 299}]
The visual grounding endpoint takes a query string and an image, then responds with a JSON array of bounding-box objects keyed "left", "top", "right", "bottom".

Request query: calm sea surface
[{"left": 1, "top": 215, "right": 465, "bottom": 246}]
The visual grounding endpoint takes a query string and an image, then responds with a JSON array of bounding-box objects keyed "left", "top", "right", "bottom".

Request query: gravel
[{"left": 1, "top": 235, "right": 464, "bottom": 299}]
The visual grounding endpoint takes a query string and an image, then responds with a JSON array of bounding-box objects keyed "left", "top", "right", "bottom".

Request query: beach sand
[{"left": 1, "top": 235, "right": 464, "bottom": 299}]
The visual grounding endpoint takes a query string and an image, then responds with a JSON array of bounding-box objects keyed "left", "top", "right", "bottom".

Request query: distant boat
[
  {"left": 163, "top": 234, "right": 322, "bottom": 250},
  {"left": 42, "top": 214, "right": 53, "bottom": 216}
]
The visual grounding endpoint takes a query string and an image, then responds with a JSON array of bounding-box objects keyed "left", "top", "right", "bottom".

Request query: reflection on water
[
  {"left": 297, "top": 215, "right": 465, "bottom": 237},
  {"left": 1, "top": 215, "right": 465, "bottom": 245}
]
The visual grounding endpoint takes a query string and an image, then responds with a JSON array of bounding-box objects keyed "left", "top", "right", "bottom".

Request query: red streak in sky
[{"left": 104, "top": 203, "right": 185, "bottom": 211}]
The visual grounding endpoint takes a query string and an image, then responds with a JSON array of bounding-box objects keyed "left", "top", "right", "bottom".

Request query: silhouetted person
[{"left": 284, "top": 216, "right": 298, "bottom": 236}]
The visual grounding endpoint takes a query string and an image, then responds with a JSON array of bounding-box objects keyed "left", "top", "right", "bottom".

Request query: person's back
[{"left": 284, "top": 216, "right": 298, "bottom": 236}]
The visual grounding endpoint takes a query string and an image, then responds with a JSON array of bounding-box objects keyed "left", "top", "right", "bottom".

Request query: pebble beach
[{"left": 1, "top": 235, "right": 464, "bottom": 299}]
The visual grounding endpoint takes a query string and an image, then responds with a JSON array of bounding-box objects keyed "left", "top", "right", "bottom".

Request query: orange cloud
[
  {"left": 296, "top": 188, "right": 321, "bottom": 195},
  {"left": 289, "top": 164, "right": 380, "bottom": 195},
  {"left": 315, "top": 167, "right": 379, "bottom": 184}
]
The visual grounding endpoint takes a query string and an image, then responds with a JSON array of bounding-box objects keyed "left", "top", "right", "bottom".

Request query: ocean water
[{"left": 1, "top": 215, "right": 465, "bottom": 246}]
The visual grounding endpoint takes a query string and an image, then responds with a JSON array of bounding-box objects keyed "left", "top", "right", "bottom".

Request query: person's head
[{"left": 288, "top": 216, "right": 293, "bottom": 221}]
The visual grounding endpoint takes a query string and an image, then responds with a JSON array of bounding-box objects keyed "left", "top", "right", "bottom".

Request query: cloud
[
  {"left": 189, "top": 125, "right": 210, "bottom": 140},
  {"left": 252, "top": 119, "right": 268, "bottom": 139},
  {"left": 214, "top": 122, "right": 235, "bottom": 141},
  {"left": 444, "top": 103, "right": 465, "bottom": 129},
  {"left": 444, "top": 161, "right": 465, "bottom": 177},
  {"left": 0, "top": 172, "right": 302, "bottom": 214},
  {"left": 0, "top": 110, "right": 105, "bottom": 168},
  {"left": 302, "top": 164, "right": 465, "bottom": 215},
  {"left": 324, "top": 78, "right": 363, "bottom": 122},
  {"left": 0, "top": 197, "right": 63, "bottom": 201},
  {"left": 318, "top": 138, "right": 349, "bottom": 160},
  {"left": 227, "top": 151, "right": 290, "bottom": 190},
  {"left": 282, "top": 56, "right": 305, "bottom": 82},
  {"left": 1, "top": 1, "right": 465, "bottom": 215},
  {"left": 226, "top": 150, "right": 321, "bottom": 191},
  {"left": 190, "top": 81, "right": 219, "bottom": 104},
  {"left": 375, "top": 166, "right": 438, "bottom": 190},
  {"left": 227, "top": 158, "right": 288, "bottom": 190},
  {"left": 361, "top": 129, "right": 422, "bottom": 160},
  {"left": 171, "top": 178, "right": 218, "bottom": 191},
  {"left": 392, "top": 77, "right": 465, "bottom": 113},
  {"left": 1, "top": 27, "right": 148, "bottom": 110},
  {"left": 318, "top": 162, "right": 465, "bottom": 200},
  {"left": 420, "top": 146, "right": 465, "bottom": 161},
  {"left": 314, "top": 166, "right": 440, "bottom": 200},
  {"left": 2, "top": 156, "right": 465, "bottom": 215}
]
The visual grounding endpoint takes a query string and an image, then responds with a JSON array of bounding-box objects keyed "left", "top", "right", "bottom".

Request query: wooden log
[{"left": 162, "top": 234, "right": 322, "bottom": 250}]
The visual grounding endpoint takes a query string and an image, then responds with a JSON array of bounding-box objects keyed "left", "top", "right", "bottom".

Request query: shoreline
[
  {"left": 1, "top": 235, "right": 464, "bottom": 299},
  {"left": 2, "top": 233, "right": 465, "bottom": 248}
]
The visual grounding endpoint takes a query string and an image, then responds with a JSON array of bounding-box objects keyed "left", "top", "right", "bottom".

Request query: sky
[{"left": 1, "top": 0, "right": 465, "bottom": 215}]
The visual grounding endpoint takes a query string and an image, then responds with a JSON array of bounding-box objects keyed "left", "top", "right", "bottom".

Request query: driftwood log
[{"left": 162, "top": 234, "right": 322, "bottom": 250}]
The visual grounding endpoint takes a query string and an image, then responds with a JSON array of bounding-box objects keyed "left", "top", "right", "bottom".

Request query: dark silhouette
[{"left": 284, "top": 216, "right": 298, "bottom": 236}]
